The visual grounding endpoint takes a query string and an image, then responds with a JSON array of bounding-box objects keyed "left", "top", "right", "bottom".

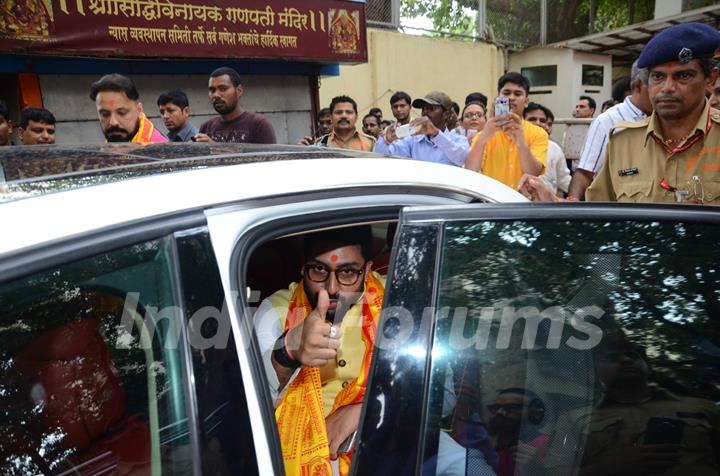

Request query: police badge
[{"left": 678, "top": 47, "right": 693, "bottom": 63}]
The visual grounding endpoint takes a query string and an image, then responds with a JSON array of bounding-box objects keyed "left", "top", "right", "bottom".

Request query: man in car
[
  {"left": 565, "top": 61, "right": 652, "bottom": 200},
  {"left": 89, "top": 74, "right": 168, "bottom": 144},
  {"left": 256, "top": 226, "right": 384, "bottom": 474},
  {"left": 520, "top": 23, "right": 720, "bottom": 205},
  {"left": 374, "top": 91, "right": 469, "bottom": 166},
  {"left": 390, "top": 91, "right": 412, "bottom": 126},
  {"left": 157, "top": 89, "right": 198, "bottom": 142},
  {"left": 465, "top": 73, "right": 547, "bottom": 188},
  {"left": 18, "top": 107, "right": 56, "bottom": 145},
  {"left": 194, "top": 67, "right": 276, "bottom": 144},
  {"left": 0, "top": 101, "right": 12, "bottom": 147}
]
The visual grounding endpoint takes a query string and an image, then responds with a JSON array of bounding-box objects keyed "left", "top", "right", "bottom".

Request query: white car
[{"left": 1, "top": 143, "right": 718, "bottom": 476}]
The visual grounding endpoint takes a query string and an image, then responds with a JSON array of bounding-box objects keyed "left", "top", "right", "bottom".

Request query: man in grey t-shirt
[{"left": 195, "top": 67, "right": 276, "bottom": 144}]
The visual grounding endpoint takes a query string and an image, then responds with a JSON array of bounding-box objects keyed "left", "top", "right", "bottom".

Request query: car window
[
  {"left": 421, "top": 219, "right": 720, "bottom": 476},
  {"left": 175, "top": 229, "right": 259, "bottom": 475},
  {"left": 0, "top": 238, "right": 192, "bottom": 475}
]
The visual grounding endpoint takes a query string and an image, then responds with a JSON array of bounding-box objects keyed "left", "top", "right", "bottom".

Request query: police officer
[{"left": 519, "top": 22, "right": 720, "bottom": 204}]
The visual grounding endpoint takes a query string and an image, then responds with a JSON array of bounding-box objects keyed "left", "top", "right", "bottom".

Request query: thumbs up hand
[{"left": 286, "top": 290, "right": 343, "bottom": 366}]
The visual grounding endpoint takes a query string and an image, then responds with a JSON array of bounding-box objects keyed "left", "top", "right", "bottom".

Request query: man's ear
[
  {"left": 183, "top": 106, "right": 190, "bottom": 117},
  {"left": 707, "top": 67, "right": 719, "bottom": 88},
  {"left": 236, "top": 84, "right": 244, "bottom": 97},
  {"left": 137, "top": 101, "right": 144, "bottom": 114}
]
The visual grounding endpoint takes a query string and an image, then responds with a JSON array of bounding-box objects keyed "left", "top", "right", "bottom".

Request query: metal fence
[{"left": 366, "top": 0, "right": 399, "bottom": 29}]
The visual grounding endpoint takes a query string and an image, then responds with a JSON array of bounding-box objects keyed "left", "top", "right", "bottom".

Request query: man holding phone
[
  {"left": 465, "top": 72, "right": 547, "bottom": 189},
  {"left": 373, "top": 91, "right": 470, "bottom": 167},
  {"left": 546, "top": 337, "right": 720, "bottom": 475}
]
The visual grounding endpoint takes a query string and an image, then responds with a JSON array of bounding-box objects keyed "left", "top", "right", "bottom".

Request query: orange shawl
[
  {"left": 275, "top": 272, "right": 384, "bottom": 476},
  {"left": 131, "top": 113, "right": 168, "bottom": 144}
]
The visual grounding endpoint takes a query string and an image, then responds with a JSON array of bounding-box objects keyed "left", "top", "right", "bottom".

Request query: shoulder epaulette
[{"left": 609, "top": 117, "right": 649, "bottom": 136}]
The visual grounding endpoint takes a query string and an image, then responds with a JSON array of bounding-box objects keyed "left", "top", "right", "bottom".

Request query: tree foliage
[{"left": 401, "top": 0, "right": 662, "bottom": 47}]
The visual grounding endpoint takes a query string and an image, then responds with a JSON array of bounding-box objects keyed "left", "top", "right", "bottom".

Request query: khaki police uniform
[
  {"left": 544, "top": 385, "right": 720, "bottom": 475},
  {"left": 318, "top": 130, "right": 375, "bottom": 151},
  {"left": 587, "top": 101, "right": 720, "bottom": 205}
]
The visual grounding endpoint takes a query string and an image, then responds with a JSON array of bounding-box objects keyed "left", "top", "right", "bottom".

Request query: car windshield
[{"left": 421, "top": 219, "right": 720, "bottom": 475}]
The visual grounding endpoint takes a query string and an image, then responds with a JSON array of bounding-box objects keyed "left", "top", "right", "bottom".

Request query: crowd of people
[{"left": 0, "top": 22, "right": 719, "bottom": 205}]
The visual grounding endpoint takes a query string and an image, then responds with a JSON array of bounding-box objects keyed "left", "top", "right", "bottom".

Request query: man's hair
[
  {"left": 210, "top": 67, "right": 242, "bottom": 87},
  {"left": 699, "top": 58, "right": 716, "bottom": 77},
  {"left": 524, "top": 102, "right": 553, "bottom": 121},
  {"left": 579, "top": 95, "right": 596, "bottom": 111},
  {"left": 465, "top": 92, "right": 488, "bottom": 108},
  {"left": 601, "top": 99, "right": 615, "bottom": 111},
  {"left": 329, "top": 95, "right": 357, "bottom": 114},
  {"left": 390, "top": 91, "right": 411, "bottom": 105},
  {"left": 19, "top": 107, "right": 56, "bottom": 128},
  {"left": 363, "top": 114, "right": 379, "bottom": 124},
  {"left": 630, "top": 61, "right": 648, "bottom": 86},
  {"left": 369, "top": 107, "right": 383, "bottom": 116},
  {"left": 303, "top": 225, "right": 374, "bottom": 262},
  {"left": 497, "top": 72, "right": 531, "bottom": 94},
  {"left": 450, "top": 101, "right": 460, "bottom": 115},
  {"left": 157, "top": 89, "right": 189, "bottom": 109},
  {"left": 89, "top": 74, "right": 139, "bottom": 101},
  {"left": 317, "top": 107, "right": 331, "bottom": 119},
  {"left": 0, "top": 100, "right": 9, "bottom": 121},
  {"left": 611, "top": 76, "right": 632, "bottom": 102}
]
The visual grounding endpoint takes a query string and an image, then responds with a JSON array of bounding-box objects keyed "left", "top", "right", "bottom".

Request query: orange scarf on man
[
  {"left": 275, "top": 272, "right": 384, "bottom": 476},
  {"left": 131, "top": 113, "right": 167, "bottom": 144}
]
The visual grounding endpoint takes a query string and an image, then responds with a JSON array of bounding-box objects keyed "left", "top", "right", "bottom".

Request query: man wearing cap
[
  {"left": 373, "top": 91, "right": 470, "bottom": 167},
  {"left": 520, "top": 23, "right": 720, "bottom": 205},
  {"left": 465, "top": 72, "right": 547, "bottom": 189}
]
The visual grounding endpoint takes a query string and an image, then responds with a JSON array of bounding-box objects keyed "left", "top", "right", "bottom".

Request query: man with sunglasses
[
  {"left": 256, "top": 226, "right": 385, "bottom": 475},
  {"left": 374, "top": 91, "right": 470, "bottom": 167}
]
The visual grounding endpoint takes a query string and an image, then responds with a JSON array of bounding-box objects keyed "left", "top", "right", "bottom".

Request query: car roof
[
  {"left": 0, "top": 143, "right": 379, "bottom": 202},
  {"left": 0, "top": 149, "right": 526, "bottom": 256}
]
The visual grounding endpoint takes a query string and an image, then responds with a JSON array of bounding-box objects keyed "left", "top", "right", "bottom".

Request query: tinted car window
[
  {"left": 0, "top": 239, "right": 192, "bottom": 474},
  {"left": 421, "top": 220, "right": 720, "bottom": 476},
  {"left": 175, "top": 230, "right": 259, "bottom": 475}
]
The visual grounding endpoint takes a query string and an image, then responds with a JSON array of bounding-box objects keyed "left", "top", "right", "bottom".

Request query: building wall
[
  {"left": 319, "top": 28, "right": 505, "bottom": 120},
  {"left": 40, "top": 74, "right": 313, "bottom": 145}
]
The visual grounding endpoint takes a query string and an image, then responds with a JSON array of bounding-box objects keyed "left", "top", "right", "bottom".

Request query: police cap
[{"left": 637, "top": 22, "right": 720, "bottom": 69}]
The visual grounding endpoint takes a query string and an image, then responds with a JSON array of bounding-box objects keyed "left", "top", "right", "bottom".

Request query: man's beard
[
  {"left": 213, "top": 99, "right": 237, "bottom": 115},
  {"left": 104, "top": 121, "right": 140, "bottom": 142},
  {"left": 304, "top": 279, "right": 365, "bottom": 323}
]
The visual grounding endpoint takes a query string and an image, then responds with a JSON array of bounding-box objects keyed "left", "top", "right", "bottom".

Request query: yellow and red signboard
[{"left": 0, "top": 0, "right": 367, "bottom": 62}]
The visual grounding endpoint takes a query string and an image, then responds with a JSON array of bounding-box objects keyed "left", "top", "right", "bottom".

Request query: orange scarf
[
  {"left": 275, "top": 272, "right": 384, "bottom": 476},
  {"left": 131, "top": 113, "right": 163, "bottom": 144}
]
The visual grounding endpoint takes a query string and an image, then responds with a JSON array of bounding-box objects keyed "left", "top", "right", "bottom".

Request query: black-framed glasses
[
  {"left": 303, "top": 263, "right": 366, "bottom": 286},
  {"left": 486, "top": 403, "right": 524, "bottom": 414}
]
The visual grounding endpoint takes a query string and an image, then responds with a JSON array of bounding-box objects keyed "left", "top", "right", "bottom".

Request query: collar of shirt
[
  {"left": 168, "top": 122, "right": 197, "bottom": 142},
  {"left": 624, "top": 95, "right": 645, "bottom": 119},
  {"left": 330, "top": 129, "right": 365, "bottom": 148},
  {"left": 644, "top": 99, "right": 711, "bottom": 154}
]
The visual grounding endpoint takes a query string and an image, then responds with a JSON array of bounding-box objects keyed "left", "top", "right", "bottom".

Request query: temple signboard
[{"left": 0, "top": 0, "right": 367, "bottom": 62}]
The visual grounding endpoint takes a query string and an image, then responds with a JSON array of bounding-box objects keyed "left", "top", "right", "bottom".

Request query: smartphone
[
  {"left": 494, "top": 96, "right": 510, "bottom": 117},
  {"left": 337, "top": 431, "right": 357, "bottom": 454},
  {"left": 396, "top": 123, "right": 419, "bottom": 139},
  {"left": 643, "top": 417, "right": 684, "bottom": 445}
]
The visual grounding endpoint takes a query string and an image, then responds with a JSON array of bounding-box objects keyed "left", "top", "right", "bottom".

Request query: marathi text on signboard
[{"left": 0, "top": 0, "right": 367, "bottom": 62}]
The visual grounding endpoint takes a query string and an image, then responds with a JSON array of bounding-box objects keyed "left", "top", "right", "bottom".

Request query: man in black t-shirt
[{"left": 195, "top": 67, "right": 276, "bottom": 144}]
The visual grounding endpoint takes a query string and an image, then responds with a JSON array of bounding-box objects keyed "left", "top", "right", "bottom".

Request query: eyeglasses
[
  {"left": 303, "top": 263, "right": 365, "bottom": 286},
  {"left": 486, "top": 403, "right": 524, "bottom": 414},
  {"left": 463, "top": 112, "right": 486, "bottom": 120}
]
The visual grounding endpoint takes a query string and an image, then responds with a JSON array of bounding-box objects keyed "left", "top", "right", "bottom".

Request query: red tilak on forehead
[{"left": 331, "top": 254, "right": 338, "bottom": 262}]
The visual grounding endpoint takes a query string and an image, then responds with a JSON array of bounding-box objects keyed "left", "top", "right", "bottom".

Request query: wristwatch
[{"left": 273, "top": 329, "right": 300, "bottom": 369}]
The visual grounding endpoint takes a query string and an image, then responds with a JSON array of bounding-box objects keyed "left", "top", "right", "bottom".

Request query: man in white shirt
[
  {"left": 524, "top": 103, "right": 571, "bottom": 196},
  {"left": 566, "top": 61, "right": 653, "bottom": 200}
]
